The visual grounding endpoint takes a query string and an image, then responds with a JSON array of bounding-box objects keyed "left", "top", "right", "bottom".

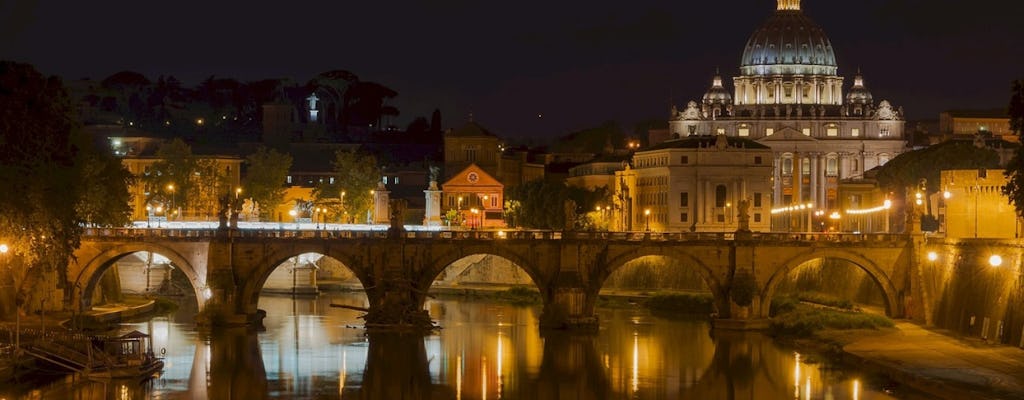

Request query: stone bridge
[{"left": 71, "top": 228, "right": 916, "bottom": 330}]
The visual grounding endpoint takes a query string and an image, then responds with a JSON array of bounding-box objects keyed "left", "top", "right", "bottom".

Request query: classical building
[
  {"left": 443, "top": 120, "right": 544, "bottom": 187},
  {"left": 441, "top": 164, "right": 505, "bottom": 229},
  {"left": 939, "top": 109, "right": 1013, "bottom": 141},
  {"left": 938, "top": 169, "right": 1020, "bottom": 239},
  {"left": 665, "top": 0, "right": 907, "bottom": 220},
  {"left": 614, "top": 135, "right": 773, "bottom": 232}
]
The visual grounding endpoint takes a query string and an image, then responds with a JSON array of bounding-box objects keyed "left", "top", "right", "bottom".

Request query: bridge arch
[
  {"left": 74, "top": 243, "right": 206, "bottom": 312},
  {"left": 599, "top": 247, "right": 726, "bottom": 312},
  {"left": 761, "top": 248, "right": 900, "bottom": 318},
  {"left": 420, "top": 244, "right": 547, "bottom": 306},
  {"left": 237, "top": 244, "right": 371, "bottom": 316}
]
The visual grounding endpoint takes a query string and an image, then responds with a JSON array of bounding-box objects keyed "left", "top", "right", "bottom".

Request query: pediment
[{"left": 757, "top": 127, "right": 819, "bottom": 142}]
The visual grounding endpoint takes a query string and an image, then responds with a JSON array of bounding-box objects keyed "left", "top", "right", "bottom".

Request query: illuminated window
[
  {"left": 782, "top": 157, "right": 793, "bottom": 175},
  {"left": 802, "top": 128, "right": 811, "bottom": 136},
  {"left": 826, "top": 157, "right": 838, "bottom": 176},
  {"left": 287, "top": 175, "right": 292, "bottom": 184},
  {"left": 802, "top": 158, "right": 811, "bottom": 175},
  {"left": 716, "top": 128, "right": 726, "bottom": 135},
  {"left": 766, "top": 128, "right": 775, "bottom": 136},
  {"left": 739, "top": 127, "right": 750, "bottom": 137},
  {"left": 880, "top": 127, "right": 891, "bottom": 137},
  {"left": 851, "top": 128, "right": 860, "bottom": 137},
  {"left": 491, "top": 196, "right": 498, "bottom": 208},
  {"left": 827, "top": 127, "right": 838, "bottom": 136}
]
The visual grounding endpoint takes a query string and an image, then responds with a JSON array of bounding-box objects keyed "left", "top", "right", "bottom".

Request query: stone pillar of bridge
[
  {"left": 198, "top": 236, "right": 261, "bottom": 328},
  {"left": 540, "top": 246, "right": 599, "bottom": 330},
  {"left": 361, "top": 241, "right": 434, "bottom": 330},
  {"left": 715, "top": 244, "right": 770, "bottom": 331},
  {"left": 372, "top": 181, "right": 390, "bottom": 225}
]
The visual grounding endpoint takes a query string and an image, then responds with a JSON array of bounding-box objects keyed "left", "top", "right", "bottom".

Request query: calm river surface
[{"left": 4, "top": 293, "right": 909, "bottom": 399}]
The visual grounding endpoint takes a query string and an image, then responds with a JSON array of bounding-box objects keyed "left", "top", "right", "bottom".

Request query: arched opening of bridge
[
  {"left": 768, "top": 258, "right": 892, "bottom": 319},
  {"left": 87, "top": 251, "right": 200, "bottom": 322},
  {"left": 600, "top": 255, "right": 715, "bottom": 316},
  {"left": 256, "top": 252, "right": 367, "bottom": 327},
  {"left": 426, "top": 254, "right": 540, "bottom": 328}
]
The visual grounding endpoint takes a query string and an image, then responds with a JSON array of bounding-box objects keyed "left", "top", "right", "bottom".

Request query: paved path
[{"left": 843, "top": 322, "right": 1024, "bottom": 400}]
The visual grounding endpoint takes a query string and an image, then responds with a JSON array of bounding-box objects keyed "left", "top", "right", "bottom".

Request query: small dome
[
  {"left": 845, "top": 72, "right": 873, "bottom": 105},
  {"left": 702, "top": 73, "right": 733, "bottom": 105},
  {"left": 739, "top": 0, "right": 838, "bottom": 77}
]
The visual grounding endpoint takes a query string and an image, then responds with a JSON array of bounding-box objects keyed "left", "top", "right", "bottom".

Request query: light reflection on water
[{"left": 3, "top": 293, "right": 903, "bottom": 399}]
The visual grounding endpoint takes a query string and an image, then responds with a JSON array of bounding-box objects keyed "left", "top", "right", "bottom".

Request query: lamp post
[
  {"left": 644, "top": 209, "right": 651, "bottom": 232},
  {"left": 167, "top": 184, "right": 175, "bottom": 221},
  {"left": 146, "top": 205, "right": 152, "bottom": 228},
  {"left": 340, "top": 191, "right": 346, "bottom": 223}
]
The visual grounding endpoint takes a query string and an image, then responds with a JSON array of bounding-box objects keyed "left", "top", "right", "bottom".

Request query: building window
[
  {"left": 395, "top": 177, "right": 400, "bottom": 184},
  {"left": 465, "top": 148, "right": 477, "bottom": 161},
  {"left": 738, "top": 128, "right": 750, "bottom": 137},
  {"left": 715, "top": 185, "right": 727, "bottom": 207},
  {"left": 491, "top": 196, "right": 498, "bottom": 208},
  {"left": 766, "top": 128, "right": 774, "bottom": 136},
  {"left": 287, "top": 175, "right": 292, "bottom": 184},
  {"left": 782, "top": 157, "right": 793, "bottom": 175},
  {"left": 680, "top": 213, "right": 688, "bottom": 222},
  {"left": 716, "top": 128, "right": 726, "bottom": 135},
  {"left": 754, "top": 213, "right": 762, "bottom": 223},
  {"left": 330, "top": 177, "right": 335, "bottom": 184},
  {"left": 851, "top": 128, "right": 860, "bottom": 137},
  {"left": 717, "top": 214, "right": 725, "bottom": 223},
  {"left": 383, "top": 176, "right": 389, "bottom": 184},
  {"left": 827, "top": 127, "right": 838, "bottom": 136},
  {"left": 754, "top": 156, "right": 763, "bottom": 165},
  {"left": 802, "top": 158, "right": 811, "bottom": 175},
  {"left": 826, "top": 157, "right": 838, "bottom": 176},
  {"left": 802, "top": 128, "right": 811, "bottom": 136},
  {"left": 880, "top": 127, "right": 891, "bottom": 137},
  {"left": 681, "top": 155, "right": 689, "bottom": 164},
  {"left": 680, "top": 192, "right": 689, "bottom": 207},
  {"left": 754, "top": 193, "right": 762, "bottom": 207},
  {"left": 688, "top": 125, "right": 697, "bottom": 135}
]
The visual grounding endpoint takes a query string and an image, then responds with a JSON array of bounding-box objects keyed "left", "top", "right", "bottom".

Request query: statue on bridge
[
  {"left": 388, "top": 199, "right": 407, "bottom": 237},
  {"left": 736, "top": 198, "right": 751, "bottom": 233}
]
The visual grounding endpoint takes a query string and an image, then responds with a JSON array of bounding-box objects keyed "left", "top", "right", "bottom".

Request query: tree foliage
[
  {"left": 314, "top": 150, "right": 380, "bottom": 223},
  {"left": 243, "top": 146, "right": 292, "bottom": 220},
  {"left": 1002, "top": 80, "right": 1024, "bottom": 216},
  {"left": 0, "top": 61, "right": 132, "bottom": 309},
  {"left": 504, "top": 180, "right": 609, "bottom": 230},
  {"left": 876, "top": 140, "right": 1000, "bottom": 193}
]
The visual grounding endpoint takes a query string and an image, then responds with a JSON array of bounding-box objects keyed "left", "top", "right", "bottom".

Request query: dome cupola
[
  {"left": 702, "top": 72, "right": 733, "bottom": 106},
  {"left": 739, "top": 0, "right": 837, "bottom": 77},
  {"left": 845, "top": 71, "right": 873, "bottom": 105}
]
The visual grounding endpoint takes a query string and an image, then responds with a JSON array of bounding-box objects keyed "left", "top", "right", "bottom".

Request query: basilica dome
[{"left": 739, "top": 0, "right": 837, "bottom": 77}]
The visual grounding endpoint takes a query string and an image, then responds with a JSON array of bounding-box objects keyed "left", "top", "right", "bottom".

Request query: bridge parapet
[{"left": 83, "top": 228, "right": 909, "bottom": 244}]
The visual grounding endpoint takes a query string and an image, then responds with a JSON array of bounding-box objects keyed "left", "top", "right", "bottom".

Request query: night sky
[{"left": 2, "top": 0, "right": 1021, "bottom": 142}]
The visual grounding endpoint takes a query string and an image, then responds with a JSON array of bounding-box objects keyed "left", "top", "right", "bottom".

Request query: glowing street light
[
  {"left": 927, "top": 251, "right": 938, "bottom": 261},
  {"left": 644, "top": 209, "right": 651, "bottom": 232},
  {"left": 989, "top": 255, "right": 1003, "bottom": 267},
  {"left": 0, "top": 244, "right": 8, "bottom": 254}
]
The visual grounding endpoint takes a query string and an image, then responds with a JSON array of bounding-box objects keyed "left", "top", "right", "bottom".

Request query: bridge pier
[{"left": 540, "top": 269, "right": 598, "bottom": 330}]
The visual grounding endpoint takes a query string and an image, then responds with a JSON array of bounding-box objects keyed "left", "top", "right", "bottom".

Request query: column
[
  {"left": 795, "top": 80, "right": 802, "bottom": 105},
  {"left": 773, "top": 155, "right": 782, "bottom": 206},
  {"left": 775, "top": 78, "right": 782, "bottom": 104},
  {"left": 793, "top": 152, "right": 802, "bottom": 204},
  {"left": 809, "top": 153, "right": 819, "bottom": 207},
  {"left": 703, "top": 179, "right": 711, "bottom": 224},
  {"left": 818, "top": 156, "right": 827, "bottom": 209}
]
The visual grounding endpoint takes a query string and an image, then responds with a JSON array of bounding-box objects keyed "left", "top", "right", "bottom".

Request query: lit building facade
[
  {"left": 121, "top": 156, "right": 242, "bottom": 222},
  {"left": 665, "top": 0, "right": 907, "bottom": 221},
  {"left": 441, "top": 164, "right": 505, "bottom": 229},
  {"left": 614, "top": 135, "right": 773, "bottom": 232},
  {"left": 938, "top": 169, "right": 1020, "bottom": 239}
]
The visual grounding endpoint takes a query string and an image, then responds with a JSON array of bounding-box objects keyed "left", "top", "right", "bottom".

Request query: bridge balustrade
[{"left": 82, "top": 227, "right": 908, "bottom": 244}]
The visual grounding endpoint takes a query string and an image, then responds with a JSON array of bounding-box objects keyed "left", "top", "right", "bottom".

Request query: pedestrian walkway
[{"left": 843, "top": 322, "right": 1024, "bottom": 400}]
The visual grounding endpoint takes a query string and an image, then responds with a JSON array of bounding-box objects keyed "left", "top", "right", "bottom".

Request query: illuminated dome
[
  {"left": 845, "top": 72, "right": 873, "bottom": 105},
  {"left": 702, "top": 73, "right": 733, "bottom": 105},
  {"left": 739, "top": 0, "right": 837, "bottom": 77}
]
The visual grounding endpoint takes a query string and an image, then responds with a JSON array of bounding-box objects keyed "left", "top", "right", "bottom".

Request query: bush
[
  {"left": 797, "top": 292, "right": 855, "bottom": 310},
  {"left": 770, "top": 304, "right": 894, "bottom": 338}
]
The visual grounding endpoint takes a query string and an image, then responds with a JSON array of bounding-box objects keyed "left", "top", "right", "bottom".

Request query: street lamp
[
  {"left": 289, "top": 209, "right": 298, "bottom": 230},
  {"left": 829, "top": 211, "right": 841, "bottom": 232},
  {"left": 989, "top": 254, "right": 1003, "bottom": 267},
  {"left": 167, "top": 184, "right": 175, "bottom": 220},
  {"left": 644, "top": 209, "right": 651, "bottom": 232}
]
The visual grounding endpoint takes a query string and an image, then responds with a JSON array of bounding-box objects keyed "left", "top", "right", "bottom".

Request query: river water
[{"left": 3, "top": 293, "right": 908, "bottom": 399}]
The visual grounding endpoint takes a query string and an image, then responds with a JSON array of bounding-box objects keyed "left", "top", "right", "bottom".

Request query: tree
[
  {"left": 1003, "top": 80, "right": 1024, "bottom": 216},
  {"left": 0, "top": 61, "right": 131, "bottom": 311},
  {"left": 243, "top": 146, "right": 292, "bottom": 220},
  {"left": 504, "top": 180, "right": 609, "bottom": 230},
  {"left": 72, "top": 132, "right": 133, "bottom": 227},
  {"left": 144, "top": 138, "right": 198, "bottom": 215},
  {"left": 314, "top": 150, "right": 380, "bottom": 223}
]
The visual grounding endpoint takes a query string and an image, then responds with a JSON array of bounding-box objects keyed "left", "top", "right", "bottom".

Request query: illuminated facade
[
  {"left": 614, "top": 135, "right": 773, "bottom": 232},
  {"left": 122, "top": 156, "right": 242, "bottom": 222},
  {"left": 665, "top": 0, "right": 907, "bottom": 219},
  {"left": 938, "top": 169, "right": 1020, "bottom": 239}
]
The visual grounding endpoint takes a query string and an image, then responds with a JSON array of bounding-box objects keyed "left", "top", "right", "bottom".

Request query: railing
[{"left": 82, "top": 227, "right": 909, "bottom": 243}]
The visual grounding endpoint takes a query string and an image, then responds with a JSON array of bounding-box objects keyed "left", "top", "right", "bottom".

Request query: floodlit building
[
  {"left": 938, "top": 169, "right": 1020, "bottom": 239},
  {"left": 664, "top": 0, "right": 908, "bottom": 222},
  {"left": 614, "top": 135, "right": 773, "bottom": 232}
]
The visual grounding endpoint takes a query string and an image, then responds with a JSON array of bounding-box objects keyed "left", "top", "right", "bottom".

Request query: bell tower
[{"left": 777, "top": 0, "right": 800, "bottom": 10}]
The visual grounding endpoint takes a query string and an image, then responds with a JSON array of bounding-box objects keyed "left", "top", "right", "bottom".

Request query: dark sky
[{"left": 2, "top": 0, "right": 1021, "bottom": 142}]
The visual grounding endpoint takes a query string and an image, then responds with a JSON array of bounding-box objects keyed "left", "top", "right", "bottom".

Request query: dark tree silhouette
[{"left": 1001, "top": 80, "right": 1024, "bottom": 216}]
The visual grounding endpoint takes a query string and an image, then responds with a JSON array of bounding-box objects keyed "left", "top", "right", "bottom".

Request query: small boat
[{"left": 23, "top": 330, "right": 164, "bottom": 380}]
